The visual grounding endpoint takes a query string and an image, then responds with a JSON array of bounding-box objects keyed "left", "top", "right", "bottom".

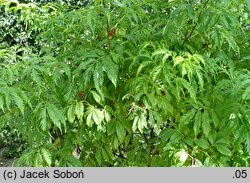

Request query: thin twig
[{"left": 182, "top": 0, "right": 210, "bottom": 47}]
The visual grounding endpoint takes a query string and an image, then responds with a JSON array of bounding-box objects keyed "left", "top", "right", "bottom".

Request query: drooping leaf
[
  {"left": 93, "top": 61, "right": 104, "bottom": 95},
  {"left": 113, "top": 135, "right": 119, "bottom": 150},
  {"left": 180, "top": 109, "right": 196, "bottom": 125},
  {"left": 41, "top": 149, "right": 51, "bottom": 166},
  {"left": 193, "top": 54, "right": 205, "bottom": 65},
  {"left": 102, "top": 148, "right": 109, "bottom": 161},
  {"left": 246, "top": 0, "right": 250, "bottom": 13},
  {"left": 83, "top": 67, "right": 93, "bottom": 90},
  {"left": 18, "top": 90, "right": 32, "bottom": 109},
  {"left": 39, "top": 107, "right": 47, "bottom": 131},
  {"left": 87, "top": 8, "right": 96, "bottom": 36},
  {"left": 7, "top": 67, "right": 14, "bottom": 84},
  {"left": 195, "top": 69, "right": 204, "bottom": 89},
  {"left": 176, "top": 78, "right": 197, "bottom": 103},
  {"left": 242, "top": 86, "right": 250, "bottom": 100},
  {"left": 10, "top": 89, "right": 24, "bottom": 115},
  {"left": 174, "top": 56, "right": 185, "bottom": 67},
  {"left": 92, "top": 108, "right": 104, "bottom": 125},
  {"left": 195, "top": 138, "right": 210, "bottom": 149},
  {"left": 210, "top": 110, "right": 220, "bottom": 128},
  {"left": 202, "top": 110, "right": 211, "bottom": 138},
  {"left": 137, "top": 61, "right": 152, "bottom": 76},
  {"left": 67, "top": 104, "right": 75, "bottom": 123},
  {"left": 95, "top": 149, "right": 103, "bottom": 165},
  {"left": 132, "top": 116, "right": 139, "bottom": 132},
  {"left": 0, "top": 95, "right": 4, "bottom": 112},
  {"left": 104, "top": 109, "right": 111, "bottom": 122},
  {"left": 194, "top": 111, "right": 202, "bottom": 137},
  {"left": 86, "top": 112, "right": 94, "bottom": 127},
  {"left": 116, "top": 122, "right": 126, "bottom": 143},
  {"left": 124, "top": 134, "right": 131, "bottom": 147},
  {"left": 75, "top": 101, "right": 84, "bottom": 120},
  {"left": 74, "top": 59, "right": 95, "bottom": 76},
  {"left": 91, "top": 90, "right": 103, "bottom": 104},
  {"left": 215, "top": 144, "right": 232, "bottom": 156},
  {"left": 138, "top": 114, "right": 147, "bottom": 133},
  {"left": 46, "top": 103, "right": 65, "bottom": 131},
  {"left": 102, "top": 57, "right": 119, "bottom": 88}
]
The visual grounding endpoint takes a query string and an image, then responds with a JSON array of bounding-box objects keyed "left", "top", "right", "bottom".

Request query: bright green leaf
[
  {"left": 195, "top": 138, "right": 210, "bottom": 149},
  {"left": 41, "top": 149, "right": 51, "bottom": 166},
  {"left": 75, "top": 101, "right": 84, "bottom": 120},
  {"left": 91, "top": 90, "right": 102, "bottom": 104},
  {"left": 215, "top": 144, "right": 232, "bottom": 156},
  {"left": 180, "top": 109, "right": 196, "bottom": 125},
  {"left": 86, "top": 112, "right": 94, "bottom": 127},
  {"left": 39, "top": 107, "right": 47, "bottom": 131},
  {"left": 67, "top": 105, "right": 75, "bottom": 123},
  {"left": 92, "top": 108, "right": 104, "bottom": 125}
]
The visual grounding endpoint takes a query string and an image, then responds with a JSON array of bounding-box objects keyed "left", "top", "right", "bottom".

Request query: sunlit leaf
[
  {"left": 91, "top": 90, "right": 103, "bottom": 104},
  {"left": 67, "top": 104, "right": 75, "bottom": 123},
  {"left": 132, "top": 116, "right": 139, "bottom": 132},
  {"left": 138, "top": 114, "right": 147, "bottom": 133},
  {"left": 41, "top": 149, "right": 51, "bottom": 166},
  {"left": 92, "top": 108, "right": 104, "bottom": 125},
  {"left": 86, "top": 112, "right": 93, "bottom": 127},
  {"left": 75, "top": 101, "right": 84, "bottom": 120}
]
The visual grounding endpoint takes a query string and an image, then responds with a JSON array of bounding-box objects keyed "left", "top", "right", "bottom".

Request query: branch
[
  {"left": 182, "top": 0, "right": 210, "bottom": 47},
  {"left": 106, "top": 19, "right": 111, "bottom": 49}
]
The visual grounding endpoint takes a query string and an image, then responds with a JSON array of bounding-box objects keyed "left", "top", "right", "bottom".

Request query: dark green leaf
[
  {"left": 102, "top": 57, "right": 119, "bottom": 88},
  {"left": 116, "top": 122, "right": 126, "bottom": 143},
  {"left": 0, "top": 95, "right": 4, "bottom": 112},
  {"left": 194, "top": 111, "right": 202, "bottom": 136},
  {"left": 202, "top": 110, "right": 211, "bottom": 137},
  {"left": 46, "top": 103, "right": 64, "bottom": 131}
]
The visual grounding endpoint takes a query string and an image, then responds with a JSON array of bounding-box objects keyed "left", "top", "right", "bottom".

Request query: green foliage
[
  {"left": 0, "top": 126, "right": 28, "bottom": 159},
  {"left": 0, "top": 0, "right": 249, "bottom": 167}
]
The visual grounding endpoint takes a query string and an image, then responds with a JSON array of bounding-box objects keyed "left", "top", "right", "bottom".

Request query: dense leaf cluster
[
  {"left": 0, "top": 0, "right": 249, "bottom": 166},
  {"left": 0, "top": 126, "right": 27, "bottom": 160}
]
